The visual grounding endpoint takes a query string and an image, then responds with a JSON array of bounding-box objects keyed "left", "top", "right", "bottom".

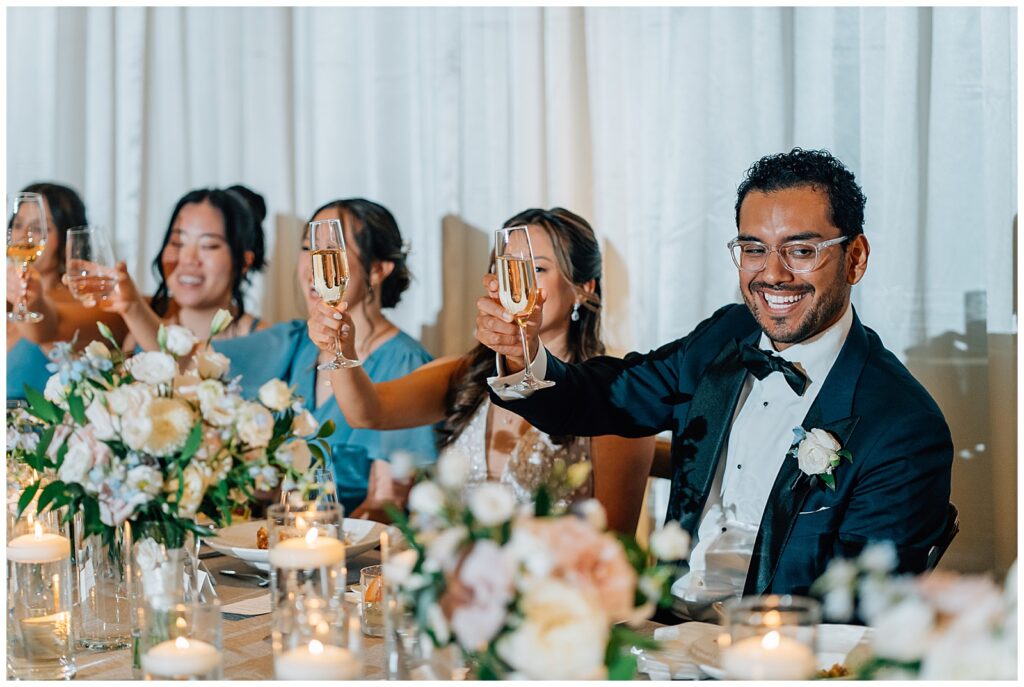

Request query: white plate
[
  {"left": 692, "top": 624, "right": 872, "bottom": 680},
  {"left": 204, "top": 518, "right": 386, "bottom": 572}
]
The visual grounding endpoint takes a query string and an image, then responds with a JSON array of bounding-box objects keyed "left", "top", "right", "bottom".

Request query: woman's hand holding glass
[
  {"left": 6, "top": 262, "right": 43, "bottom": 311},
  {"left": 98, "top": 262, "right": 147, "bottom": 317},
  {"left": 307, "top": 300, "right": 358, "bottom": 362},
  {"left": 475, "top": 273, "right": 546, "bottom": 375}
]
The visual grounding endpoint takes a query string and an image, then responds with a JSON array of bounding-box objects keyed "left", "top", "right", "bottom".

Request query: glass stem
[
  {"left": 17, "top": 263, "right": 29, "bottom": 316},
  {"left": 518, "top": 322, "right": 534, "bottom": 380},
  {"left": 334, "top": 329, "right": 344, "bottom": 361}
]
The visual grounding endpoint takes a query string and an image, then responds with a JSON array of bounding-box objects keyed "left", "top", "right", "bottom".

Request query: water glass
[{"left": 359, "top": 565, "right": 385, "bottom": 637}]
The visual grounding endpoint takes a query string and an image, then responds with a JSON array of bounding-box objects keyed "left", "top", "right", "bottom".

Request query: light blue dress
[
  {"left": 214, "top": 320, "right": 438, "bottom": 513},
  {"left": 7, "top": 338, "right": 51, "bottom": 401}
]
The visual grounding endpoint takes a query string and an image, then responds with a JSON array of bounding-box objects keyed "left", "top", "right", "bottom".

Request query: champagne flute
[
  {"left": 6, "top": 192, "right": 49, "bottom": 322},
  {"left": 309, "top": 218, "right": 361, "bottom": 369},
  {"left": 65, "top": 226, "right": 117, "bottom": 308},
  {"left": 494, "top": 225, "right": 554, "bottom": 392}
]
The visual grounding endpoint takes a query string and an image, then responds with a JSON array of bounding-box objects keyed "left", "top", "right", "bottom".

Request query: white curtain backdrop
[{"left": 8, "top": 6, "right": 1016, "bottom": 356}]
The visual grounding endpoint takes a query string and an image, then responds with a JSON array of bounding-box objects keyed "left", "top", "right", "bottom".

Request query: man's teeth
[{"left": 764, "top": 292, "right": 804, "bottom": 305}]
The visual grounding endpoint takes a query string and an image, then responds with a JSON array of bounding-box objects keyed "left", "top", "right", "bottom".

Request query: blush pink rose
[{"left": 446, "top": 540, "right": 514, "bottom": 651}]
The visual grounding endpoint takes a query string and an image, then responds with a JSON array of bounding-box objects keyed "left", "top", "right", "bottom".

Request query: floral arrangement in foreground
[
  {"left": 812, "top": 542, "right": 1017, "bottom": 679},
  {"left": 9, "top": 311, "right": 334, "bottom": 549},
  {"left": 384, "top": 450, "right": 692, "bottom": 680}
]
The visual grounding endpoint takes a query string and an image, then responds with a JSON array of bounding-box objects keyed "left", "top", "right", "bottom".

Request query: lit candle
[
  {"left": 141, "top": 636, "right": 222, "bottom": 678},
  {"left": 380, "top": 530, "right": 389, "bottom": 565},
  {"left": 7, "top": 523, "right": 70, "bottom": 563},
  {"left": 275, "top": 639, "right": 361, "bottom": 680},
  {"left": 269, "top": 528, "right": 345, "bottom": 569},
  {"left": 721, "top": 630, "right": 816, "bottom": 680}
]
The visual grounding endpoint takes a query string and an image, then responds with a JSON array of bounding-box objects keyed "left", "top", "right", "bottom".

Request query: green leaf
[
  {"left": 607, "top": 653, "right": 638, "bottom": 680},
  {"left": 533, "top": 486, "right": 551, "bottom": 517},
  {"left": 36, "top": 481, "right": 68, "bottom": 514},
  {"left": 67, "top": 393, "right": 87, "bottom": 425},
  {"left": 176, "top": 463, "right": 186, "bottom": 504},
  {"left": 821, "top": 473, "right": 836, "bottom": 490},
  {"left": 55, "top": 441, "right": 69, "bottom": 470},
  {"left": 16, "top": 482, "right": 41, "bottom": 518},
  {"left": 316, "top": 419, "right": 336, "bottom": 439},
  {"left": 157, "top": 324, "right": 168, "bottom": 353},
  {"left": 837, "top": 449, "right": 853, "bottom": 463},
  {"left": 308, "top": 442, "right": 326, "bottom": 467},
  {"left": 24, "top": 384, "right": 60, "bottom": 424},
  {"left": 177, "top": 423, "right": 204, "bottom": 464}
]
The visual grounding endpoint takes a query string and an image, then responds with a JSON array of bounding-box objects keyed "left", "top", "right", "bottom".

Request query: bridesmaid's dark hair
[
  {"left": 438, "top": 207, "right": 604, "bottom": 448},
  {"left": 150, "top": 188, "right": 256, "bottom": 318},
  {"left": 308, "top": 198, "right": 412, "bottom": 309},
  {"left": 20, "top": 182, "right": 88, "bottom": 276}
]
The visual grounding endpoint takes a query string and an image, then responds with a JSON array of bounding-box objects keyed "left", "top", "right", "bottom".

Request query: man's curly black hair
[{"left": 735, "top": 148, "right": 867, "bottom": 240}]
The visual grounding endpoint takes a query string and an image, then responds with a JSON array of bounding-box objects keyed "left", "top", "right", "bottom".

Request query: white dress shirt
[{"left": 488, "top": 304, "right": 854, "bottom": 613}]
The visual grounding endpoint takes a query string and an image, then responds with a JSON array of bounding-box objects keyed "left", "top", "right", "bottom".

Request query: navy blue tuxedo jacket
[{"left": 491, "top": 304, "right": 953, "bottom": 596}]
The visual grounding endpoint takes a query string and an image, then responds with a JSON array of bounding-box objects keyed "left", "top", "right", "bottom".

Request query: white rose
[
  {"left": 383, "top": 549, "right": 419, "bottom": 588},
  {"left": 575, "top": 498, "right": 607, "bottom": 531},
  {"left": 196, "top": 379, "right": 238, "bottom": 427},
  {"left": 173, "top": 373, "right": 202, "bottom": 402},
  {"left": 84, "top": 340, "right": 111, "bottom": 361},
  {"left": 121, "top": 408, "right": 153, "bottom": 452},
  {"left": 235, "top": 401, "right": 274, "bottom": 448},
  {"left": 649, "top": 519, "right": 691, "bottom": 561},
  {"left": 275, "top": 439, "right": 313, "bottom": 473},
  {"left": 143, "top": 397, "right": 195, "bottom": 457},
  {"left": 291, "top": 409, "right": 319, "bottom": 437},
  {"left": 497, "top": 579, "right": 609, "bottom": 680},
  {"left": 126, "top": 465, "right": 164, "bottom": 496},
  {"left": 427, "top": 604, "right": 451, "bottom": 645},
  {"left": 193, "top": 346, "right": 231, "bottom": 380},
  {"left": 796, "top": 428, "right": 841, "bottom": 475},
  {"left": 425, "top": 525, "right": 466, "bottom": 574},
  {"left": 106, "top": 382, "right": 156, "bottom": 416},
  {"left": 43, "top": 373, "right": 68, "bottom": 405},
  {"left": 858, "top": 541, "right": 898, "bottom": 574},
  {"left": 505, "top": 527, "right": 555, "bottom": 580},
  {"left": 59, "top": 430, "right": 98, "bottom": 485},
  {"left": 388, "top": 450, "right": 416, "bottom": 482},
  {"left": 128, "top": 351, "right": 177, "bottom": 385},
  {"left": 872, "top": 595, "right": 936, "bottom": 662},
  {"left": 84, "top": 397, "right": 117, "bottom": 441},
  {"left": 408, "top": 481, "right": 446, "bottom": 516},
  {"left": 258, "top": 379, "right": 292, "bottom": 412},
  {"left": 436, "top": 448, "right": 471, "bottom": 490},
  {"left": 163, "top": 324, "right": 198, "bottom": 357},
  {"left": 467, "top": 483, "right": 515, "bottom": 527}
]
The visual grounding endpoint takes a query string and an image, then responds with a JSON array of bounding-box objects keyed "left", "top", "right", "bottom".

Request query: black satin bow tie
[{"left": 739, "top": 343, "right": 808, "bottom": 396}]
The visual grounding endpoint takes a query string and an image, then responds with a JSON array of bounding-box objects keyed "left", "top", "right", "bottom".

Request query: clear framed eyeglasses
[{"left": 727, "top": 235, "right": 849, "bottom": 274}]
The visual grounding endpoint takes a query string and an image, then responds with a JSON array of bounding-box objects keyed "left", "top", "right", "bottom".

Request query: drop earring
[{"left": 571, "top": 302, "right": 581, "bottom": 322}]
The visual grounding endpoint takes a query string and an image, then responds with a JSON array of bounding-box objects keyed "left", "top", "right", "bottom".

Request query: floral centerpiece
[
  {"left": 812, "top": 542, "right": 1017, "bottom": 679},
  {"left": 384, "top": 449, "right": 691, "bottom": 680},
  {"left": 9, "top": 311, "right": 333, "bottom": 551}
]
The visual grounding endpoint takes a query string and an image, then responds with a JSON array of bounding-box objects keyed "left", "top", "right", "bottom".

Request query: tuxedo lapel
[
  {"left": 666, "top": 337, "right": 750, "bottom": 533},
  {"left": 744, "top": 311, "right": 870, "bottom": 594}
]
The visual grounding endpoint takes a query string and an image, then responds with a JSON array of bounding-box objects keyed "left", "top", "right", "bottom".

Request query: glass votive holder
[
  {"left": 6, "top": 520, "right": 76, "bottom": 680},
  {"left": 273, "top": 595, "right": 362, "bottom": 680},
  {"left": 268, "top": 501, "right": 347, "bottom": 611},
  {"left": 359, "top": 564, "right": 385, "bottom": 637},
  {"left": 720, "top": 594, "right": 820, "bottom": 680},
  {"left": 139, "top": 600, "right": 223, "bottom": 680}
]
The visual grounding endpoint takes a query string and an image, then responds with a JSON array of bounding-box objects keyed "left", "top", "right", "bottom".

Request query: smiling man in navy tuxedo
[{"left": 475, "top": 148, "right": 953, "bottom": 617}]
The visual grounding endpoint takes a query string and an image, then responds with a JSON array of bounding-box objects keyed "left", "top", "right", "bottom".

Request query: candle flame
[
  {"left": 762, "top": 630, "right": 780, "bottom": 650},
  {"left": 296, "top": 516, "right": 307, "bottom": 530},
  {"left": 175, "top": 636, "right": 190, "bottom": 650},
  {"left": 305, "top": 528, "right": 319, "bottom": 545},
  {"left": 763, "top": 610, "right": 781, "bottom": 628},
  {"left": 176, "top": 617, "right": 187, "bottom": 630},
  {"left": 309, "top": 639, "right": 324, "bottom": 655},
  {"left": 33, "top": 522, "right": 43, "bottom": 539}
]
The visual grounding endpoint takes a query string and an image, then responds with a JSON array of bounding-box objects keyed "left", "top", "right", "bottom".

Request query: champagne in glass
[
  {"left": 309, "top": 218, "right": 361, "bottom": 369},
  {"left": 7, "top": 192, "right": 49, "bottom": 322},
  {"left": 494, "top": 225, "right": 554, "bottom": 392},
  {"left": 66, "top": 226, "right": 117, "bottom": 307}
]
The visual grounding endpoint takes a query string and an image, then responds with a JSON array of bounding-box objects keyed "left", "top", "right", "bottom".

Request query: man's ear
[{"left": 846, "top": 235, "right": 869, "bottom": 285}]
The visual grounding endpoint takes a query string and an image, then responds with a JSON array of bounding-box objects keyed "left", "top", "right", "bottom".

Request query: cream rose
[
  {"left": 291, "top": 409, "right": 319, "bottom": 437},
  {"left": 196, "top": 379, "right": 237, "bottom": 427},
  {"left": 258, "top": 379, "right": 292, "bottom": 412},
  {"left": 163, "top": 324, "right": 198, "bottom": 357},
  {"left": 126, "top": 465, "right": 164, "bottom": 496},
  {"left": 194, "top": 346, "right": 231, "bottom": 380},
  {"left": 105, "top": 382, "right": 156, "bottom": 416},
  {"left": 43, "top": 373, "right": 68, "bottom": 405},
  {"left": 872, "top": 596, "right": 936, "bottom": 663},
  {"left": 408, "top": 481, "right": 446, "bottom": 516},
  {"left": 467, "top": 483, "right": 515, "bottom": 526},
  {"left": 497, "top": 579, "right": 609, "bottom": 680},
  {"left": 142, "top": 397, "right": 195, "bottom": 457},
  {"left": 436, "top": 448, "right": 471, "bottom": 490},
  {"left": 84, "top": 396, "right": 117, "bottom": 441},
  {"left": 275, "top": 439, "right": 313, "bottom": 473},
  {"left": 167, "top": 464, "right": 206, "bottom": 517},
  {"left": 84, "top": 340, "right": 111, "bottom": 361},
  {"left": 59, "top": 429, "right": 101, "bottom": 485},
  {"left": 796, "top": 428, "right": 841, "bottom": 475},
  {"left": 235, "top": 401, "right": 274, "bottom": 448},
  {"left": 121, "top": 408, "right": 154, "bottom": 452},
  {"left": 128, "top": 351, "right": 177, "bottom": 385}
]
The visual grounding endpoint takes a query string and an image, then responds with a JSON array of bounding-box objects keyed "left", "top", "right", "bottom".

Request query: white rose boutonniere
[{"left": 788, "top": 426, "right": 852, "bottom": 490}]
